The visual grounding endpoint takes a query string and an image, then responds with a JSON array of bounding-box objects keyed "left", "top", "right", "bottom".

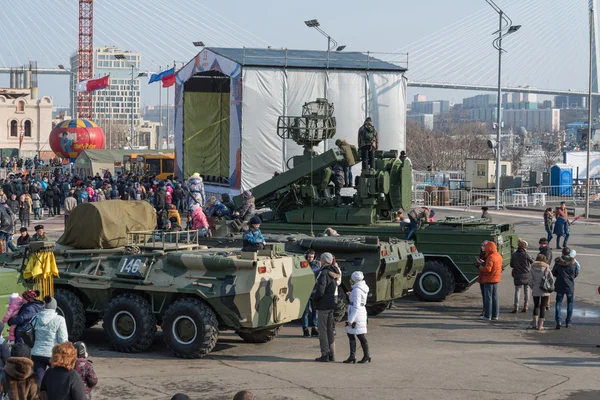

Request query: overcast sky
[{"left": 0, "top": 0, "right": 591, "bottom": 108}]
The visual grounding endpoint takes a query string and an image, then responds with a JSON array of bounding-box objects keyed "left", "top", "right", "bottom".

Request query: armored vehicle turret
[{"left": 225, "top": 99, "right": 518, "bottom": 302}]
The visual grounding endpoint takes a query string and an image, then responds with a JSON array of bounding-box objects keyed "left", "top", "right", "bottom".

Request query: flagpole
[
  {"left": 166, "top": 63, "right": 172, "bottom": 150},
  {"left": 158, "top": 65, "right": 162, "bottom": 150}
]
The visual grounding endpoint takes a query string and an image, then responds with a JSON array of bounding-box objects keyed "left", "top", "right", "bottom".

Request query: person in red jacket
[{"left": 478, "top": 241, "right": 503, "bottom": 321}]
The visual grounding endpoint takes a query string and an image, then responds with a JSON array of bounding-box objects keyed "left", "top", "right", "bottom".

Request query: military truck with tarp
[
  {"left": 225, "top": 99, "right": 518, "bottom": 302},
  {"left": 6, "top": 201, "right": 316, "bottom": 359},
  {"left": 199, "top": 233, "right": 425, "bottom": 317}
]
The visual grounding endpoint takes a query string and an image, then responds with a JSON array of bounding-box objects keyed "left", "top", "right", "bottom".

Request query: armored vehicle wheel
[
  {"left": 366, "top": 302, "right": 390, "bottom": 317},
  {"left": 334, "top": 291, "right": 349, "bottom": 323},
  {"left": 162, "top": 298, "right": 219, "bottom": 359},
  {"left": 236, "top": 326, "right": 280, "bottom": 343},
  {"left": 103, "top": 294, "right": 156, "bottom": 353},
  {"left": 413, "top": 260, "right": 455, "bottom": 302},
  {"left": 54, "top": 289, "right": 86, "bottom": 342}
]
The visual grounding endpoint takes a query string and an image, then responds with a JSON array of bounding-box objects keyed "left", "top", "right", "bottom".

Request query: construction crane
[{"left": 77, "top": 0, "right": 93, "bottom": 119}]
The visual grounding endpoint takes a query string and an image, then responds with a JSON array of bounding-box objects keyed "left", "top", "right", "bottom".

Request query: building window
[
  {"left": 24, "top": 120, "right": 31, "bottom": 137},
  {"left": 17, "top": 101, "right": 24, "bottom": 112},
  {"left": 10, "top": 120, "right": 17, "bottom": 137}
]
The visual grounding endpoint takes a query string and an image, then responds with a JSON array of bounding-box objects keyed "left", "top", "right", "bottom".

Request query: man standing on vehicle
[
  {"left": 313, "top": 252, "right": 340, "bottom": 362},
  {"left": 357, "top": 117, "right": 378, "bottom": 170},
  {"left": 405, "top": 207, "right": 433, "bottom": 240}
]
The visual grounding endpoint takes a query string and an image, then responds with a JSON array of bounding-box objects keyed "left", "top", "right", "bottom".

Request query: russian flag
[
  {"left": 76, "top": 75, "right": 110, "bottom": 93},
  {"left": 149, "top": 67, "right": 175, "bottom": 84}
]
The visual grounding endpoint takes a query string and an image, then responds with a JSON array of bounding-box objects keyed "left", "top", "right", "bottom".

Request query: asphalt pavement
[{"left": 42, "top": 209, "right": 600, "bottom": 400}]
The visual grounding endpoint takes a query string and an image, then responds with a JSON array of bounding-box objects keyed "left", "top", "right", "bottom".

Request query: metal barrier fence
[{"left": 413, "top": 185, "right": 600, "bottom": 211}]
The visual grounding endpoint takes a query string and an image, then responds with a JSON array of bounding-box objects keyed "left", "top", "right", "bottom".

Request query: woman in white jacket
[{"left": 343, "top": 271, "right": 371, "bottom": 364}]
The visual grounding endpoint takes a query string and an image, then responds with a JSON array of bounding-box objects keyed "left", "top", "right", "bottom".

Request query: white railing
[{"left": 413, "top": 185, "right": 600, "bottom": 211}]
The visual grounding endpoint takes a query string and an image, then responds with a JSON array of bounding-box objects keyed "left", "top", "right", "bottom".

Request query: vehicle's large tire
[
  {"left": 54, "top": 288, "right": 86, "bottom": 342},
  {"left": 413, "top": 260, "right": 456, "bottom": 302},
  {"left": 334, "top": 290, "right": 349, "bottom": 323},
  {"left": 366, "top": 302, "right": 390, "bottom": 317},
  {"left": 162, "top": 298, "right": 219, "bottom": 359},
  {"left": 236, "top": 326, "right": 280, "bottom": 343},
  {"left": 103, "top": 294, "right": 156, "bottom": 353}
]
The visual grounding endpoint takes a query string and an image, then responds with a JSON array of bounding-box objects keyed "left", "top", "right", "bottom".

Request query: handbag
[
  {"left": 19, "top": 316, "right": 38, "bottom": 348},
  {"left": 540, "top": 271, "right": 555, "bottom": 293}
]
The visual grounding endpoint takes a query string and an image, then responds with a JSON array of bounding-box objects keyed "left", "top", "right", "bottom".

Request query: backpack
[{"left": 361, "top": 124, "right": 375, "bottom": 145}]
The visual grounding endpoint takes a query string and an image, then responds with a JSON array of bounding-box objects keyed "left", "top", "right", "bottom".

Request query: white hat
[{"left": 351, "top": 271, "right": 364, "bottom": 282}]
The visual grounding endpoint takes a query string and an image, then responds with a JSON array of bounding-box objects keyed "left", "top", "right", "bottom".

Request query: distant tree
[{"left": 406, "top": 120, "right": 493, "bottom": 171}]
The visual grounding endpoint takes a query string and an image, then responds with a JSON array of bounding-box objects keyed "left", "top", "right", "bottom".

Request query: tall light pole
[
  {"left": 115, "top": 54, "right": 147, "bottom": 148},
  {"left": 486, "top": 0, "right": 521, "bottom": 209},
  {"left": 58, "top": 65, "right": 76, "bottom": 118},
  {"left": 304, "top": 19, "right": 346, "bottom": 55},
  {"left": 586, "top": 2, "right": 596, "bottom": 218}
]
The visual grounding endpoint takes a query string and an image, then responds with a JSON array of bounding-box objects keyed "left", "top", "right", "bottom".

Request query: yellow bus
[{"left": 124, "top": 153, "right": 175, "bottom": 180}]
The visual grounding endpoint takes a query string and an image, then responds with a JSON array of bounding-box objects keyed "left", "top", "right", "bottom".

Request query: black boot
[
  {"left": 343, "top": 337, "right": 356, "bottom": 364},
  {"left": 303, "top": 328, "right": 310, "bottom": 337},
  {"left": 315, "top": 355, "right": 329, "bottom": 362},
  {"left": 357, "top": 335, "right": 371, "bottom": 364},
  {"left": 311, "top": 327, "right": 319, "bottom": 337},
  {"left": 328, "top": 351, "right": 335, "bottom": 362}
]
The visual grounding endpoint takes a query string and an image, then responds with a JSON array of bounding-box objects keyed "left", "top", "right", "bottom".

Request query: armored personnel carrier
[
  {"left": 226, "top": 99, "right": 518, "bottom": 302},
  {"left": 200, "top": 233, "right": 425, "bottom": 317},
  {"left": 9, "top": 201, "right": 316, "bottom": 359}
]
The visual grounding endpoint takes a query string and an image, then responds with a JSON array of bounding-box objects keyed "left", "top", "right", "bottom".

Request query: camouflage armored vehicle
[
  {"left": 0, "top": 265, "right": 27, "bottom": 339},
  {"left": 200, "top": 233, "right": 425, "bottom": 317},
  {"left": 225, "top": 99, "right": 518, "bottom": 302},
  {"left": 11, "top": 201, "right": 316, "bottom": 359}
]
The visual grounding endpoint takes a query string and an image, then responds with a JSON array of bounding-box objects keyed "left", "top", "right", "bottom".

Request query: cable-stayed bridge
[{"left": 0, "top": 0, "right": 596, "bottom": 99}]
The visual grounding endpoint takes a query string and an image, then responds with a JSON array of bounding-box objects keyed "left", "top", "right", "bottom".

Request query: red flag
[
  {"left": 87, "top": 75, "right": 110, "bottom": 92},
  {"left": 162, "top": 74, "right": 175, "bottom": 88}
]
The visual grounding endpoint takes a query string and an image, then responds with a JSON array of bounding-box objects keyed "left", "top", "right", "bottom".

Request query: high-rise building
[
  {"left": 463, "top": 94, "right": 496, "bottom": 109},
  {"left": 413, "top": 94, "right": 427, "bottom": 103},
  {"left": 554, "top": 95, "right": 587, "bottom": 109},
  {"left": 411, "top": 100, "right": 449, "bottom": 115},
  {"left": 503, "top": 109, "right": 560, "bottom": 132},
  {"left": 70, "top": 46, "right": 142, "bottom": 127}
]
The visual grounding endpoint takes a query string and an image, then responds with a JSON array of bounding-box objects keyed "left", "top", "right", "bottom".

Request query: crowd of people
[
  {"left": 0, "top": 290, "right": 254, "bottom": 399},
  {"left": 0, "top": 170, "right": 261, "bottom": 252},
  {"left": 476, "top": 232, "right": 580, "bottom": 331}
]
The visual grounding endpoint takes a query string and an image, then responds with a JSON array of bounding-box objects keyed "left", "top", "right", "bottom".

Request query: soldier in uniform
[
  {"left": 357, "top": 117, "right": 378, "bottom": 170},
  {"left": 32, "top": 225, "right": 49, "bottom": 242}
]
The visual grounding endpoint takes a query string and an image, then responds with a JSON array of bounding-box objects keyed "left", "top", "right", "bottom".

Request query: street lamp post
[
  {"left": 304, "top": 19, "right": 346, "bottom": 70},
  {"left": 58, "top": 65, "right": 76, "bottom": 118},
  {"left": 115, "top": 54, "right": 147, "bottom": 148},
  {"left": 486, "top": 0, "right": 521, "bottom": 210}
]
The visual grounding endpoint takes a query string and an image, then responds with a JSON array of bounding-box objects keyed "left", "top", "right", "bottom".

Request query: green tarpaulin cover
[
  {"left": 183, "top": 92, "right": 230, "bottom": 179},
  {"left": 58, "top": 200, "right": 156, "bottom": 249}
]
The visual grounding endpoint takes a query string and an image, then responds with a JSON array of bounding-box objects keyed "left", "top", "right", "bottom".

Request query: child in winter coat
[
  {"left": 74, "top": 341, "right": 98, "bottom": 400},
  {"left": 168, "top": 204, "right": 181, "bottom": 227},
  {"left": 31, "top": 192, "right": 42, "bottom": 219},
  {"left": 2, "top": 293, "right": 23, "bottom": 342}
]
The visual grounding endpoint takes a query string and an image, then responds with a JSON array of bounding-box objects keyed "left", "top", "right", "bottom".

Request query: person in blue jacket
[
  {"left": 7, "top": 290, "right": 44, "bottom": 344},
  {"left": 242, "top": 216, "right": 265, "bottom": 252}
]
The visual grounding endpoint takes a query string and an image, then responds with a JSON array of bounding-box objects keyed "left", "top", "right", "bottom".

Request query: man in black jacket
[
  {"left": 552, "top": 247, "right": 579, "bottom": 329},
  {"left": 312, "top": 252, "right": 340, "bottom": 362}
]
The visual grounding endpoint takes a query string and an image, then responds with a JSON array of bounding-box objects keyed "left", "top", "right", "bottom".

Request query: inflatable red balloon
[{"left": 49, "top": 119, "right": 105, "bottom": 160}]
